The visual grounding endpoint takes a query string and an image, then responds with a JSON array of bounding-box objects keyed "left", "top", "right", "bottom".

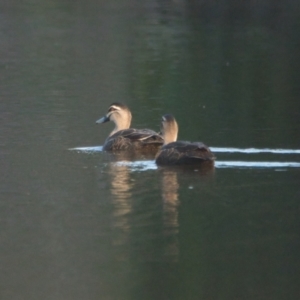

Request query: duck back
[
  {"left": 103, "top": 128, "right": 163, "bottom": 151},
  {"left": 155, "top": 141, "right": 215, "bottom": 166}
]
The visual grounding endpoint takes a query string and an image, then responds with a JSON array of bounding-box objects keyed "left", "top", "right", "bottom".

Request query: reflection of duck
[
  {"left": 161, "top": 169, "right": 180, "bottom": 261},
  {"left": 109, "top": 164, "right": 133, "bottom": 205},
  {"left": 155, "top": 114, "right": 215, "bottom": 166},
  {"left": 96, "top": 103, "right": 163, "bottom": 152},
  {"left": 108, "top": 162, "right": 133, "bottom": 260},
  {"left": 104, "top": 149, "right": 158, "bottom": 162}
]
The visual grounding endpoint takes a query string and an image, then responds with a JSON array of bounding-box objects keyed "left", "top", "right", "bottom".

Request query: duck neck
[
  {"left": 109, "top": 118, "right": 131, "bottom": 136},
  {"left": 163, "top": 132, "right": 177, "bottom": 145}
]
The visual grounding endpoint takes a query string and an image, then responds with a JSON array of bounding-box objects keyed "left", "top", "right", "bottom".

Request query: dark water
[{"left": 1, "top": 1, "right": 300, "bottom": 299}]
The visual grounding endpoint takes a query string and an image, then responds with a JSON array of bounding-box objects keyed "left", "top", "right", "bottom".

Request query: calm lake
[{"left": 1, "top": 1, "right": 300, "bottom": 299}]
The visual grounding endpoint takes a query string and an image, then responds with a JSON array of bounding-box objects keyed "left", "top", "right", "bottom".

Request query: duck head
[
  {"left": 96, "top": 102, "right": 132, "bottom": 136},
  {"left": 160, "top": 114, "right": 178, "bottom": 145}
]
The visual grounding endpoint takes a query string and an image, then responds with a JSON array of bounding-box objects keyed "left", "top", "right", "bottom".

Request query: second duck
[
  {"left": 155, "top": 114, "right": 215, "bottom": 166},
  {"left": 96, "top": 102, "right": 164, "bottom": 151}
]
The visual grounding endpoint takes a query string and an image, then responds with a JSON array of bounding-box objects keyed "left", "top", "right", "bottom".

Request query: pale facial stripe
[
  {"left": 107, "top": 105, "right": 121, "bottom": 117},
  {"left": 108, "top": 105, "right": 121, "bottom": 112}
]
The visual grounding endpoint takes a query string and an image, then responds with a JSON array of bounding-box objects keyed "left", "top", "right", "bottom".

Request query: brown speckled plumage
[
  {"left": 103, "top": 128, "right": 163, "bottom": 151},
  {"left": 96, "top": 103, "right": 163, "bottom": 152},
  {"left": 155, "top": 114, "right": 215, "bottom": 166}
]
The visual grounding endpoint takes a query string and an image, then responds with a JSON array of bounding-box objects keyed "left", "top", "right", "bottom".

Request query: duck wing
[
  {"left": 104, "top": 128, "right": 163, "bottom": 151},
  {"left": 112, "top": 129, "right": 163, "bottom": 143}
]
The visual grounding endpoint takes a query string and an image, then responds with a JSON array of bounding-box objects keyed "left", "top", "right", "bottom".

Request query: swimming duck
[
  {"left": 155, "top": 114, "right": 215, "bottom": 165},
  {"left": 96, "top": 102, "right": 164, "bottom": 151}
]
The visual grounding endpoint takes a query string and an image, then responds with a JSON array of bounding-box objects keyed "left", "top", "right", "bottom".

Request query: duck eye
[{"left": 108, "top": 107, "right": 117, "bottom": 112}]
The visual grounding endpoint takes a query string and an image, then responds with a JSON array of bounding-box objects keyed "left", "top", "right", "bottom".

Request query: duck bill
[{"left": 96, "top": 115, "right": 110, "bottom": 124}]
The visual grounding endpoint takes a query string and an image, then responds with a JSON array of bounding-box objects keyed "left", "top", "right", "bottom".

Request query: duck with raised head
[
  {"left": 96, "top": 102, "right": 164, "bottom": 151},
  {"left": 155, "top": 114, "right": 215, "bottom": 166}
]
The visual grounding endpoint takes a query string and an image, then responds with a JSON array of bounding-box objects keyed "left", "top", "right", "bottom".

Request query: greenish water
[{"left": 1, "top": 1, "right": 300, "bottom": 299}]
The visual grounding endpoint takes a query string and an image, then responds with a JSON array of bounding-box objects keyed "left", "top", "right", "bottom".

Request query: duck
[
  {"left": 96, "top": 102, "right": 164, "bottom": 151},
  {"left": 155, "top": 114, "right": 215, "bottom": 166}
]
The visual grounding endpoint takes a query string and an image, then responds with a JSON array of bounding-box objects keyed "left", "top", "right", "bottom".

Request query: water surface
[{"left": 1, "top": 1, "right": 300, "bottom": 300}]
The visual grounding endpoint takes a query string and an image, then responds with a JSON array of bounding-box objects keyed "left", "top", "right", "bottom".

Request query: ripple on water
[
  {"left": 70, "top": 146, "right": 300, "bottom": 155},
  {"left": 69, "top": 146, "right": 300, "bottom": 170},
  {"left": 210, "top": 147, "right": 300, "bottom": 154}
]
